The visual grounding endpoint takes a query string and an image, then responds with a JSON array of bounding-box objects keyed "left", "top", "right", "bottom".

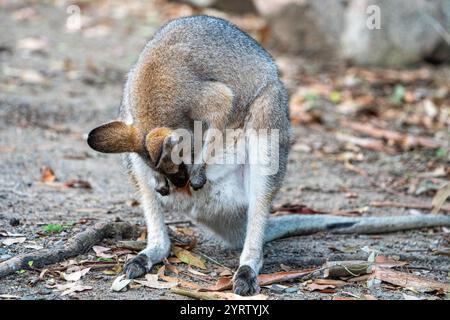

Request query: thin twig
[{"left": 196, "top": 252, "right": 235, "bottom": 272}]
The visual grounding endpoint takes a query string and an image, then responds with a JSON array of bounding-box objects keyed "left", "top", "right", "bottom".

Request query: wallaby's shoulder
[{"left": 144, "top": 15, "right": 273, "bottom": 64}]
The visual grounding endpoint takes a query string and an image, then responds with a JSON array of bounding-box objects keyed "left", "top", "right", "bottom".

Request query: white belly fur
[{"left": 157, "top": 143, "right": 249, "bottom": 247}]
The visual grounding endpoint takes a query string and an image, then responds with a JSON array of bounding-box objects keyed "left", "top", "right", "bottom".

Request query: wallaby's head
[{"left": 87, "top": 121, "right": 189, "bottom": 187}]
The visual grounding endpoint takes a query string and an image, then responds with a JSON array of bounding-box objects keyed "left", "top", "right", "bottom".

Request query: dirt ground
[{"left": 0, "top": 1, "right": 449, "bottom": 300}]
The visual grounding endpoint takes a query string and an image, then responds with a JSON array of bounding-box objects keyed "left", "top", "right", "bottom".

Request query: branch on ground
[{"left": 0, "top": 221, "right": 139, "bottom": 279}]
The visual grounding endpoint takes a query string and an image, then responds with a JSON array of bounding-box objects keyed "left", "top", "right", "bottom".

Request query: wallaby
[{"left": 87, "top": 15, "right": 294, "bottom": 296}]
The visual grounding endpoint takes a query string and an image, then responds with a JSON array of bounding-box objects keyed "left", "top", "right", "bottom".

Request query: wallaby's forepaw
[
  {"left": 233, "top": 265, "right": 260, "bottom": 296},
  {"left": 154, "top": 174, "right": 170, "bottom": 196},
  {"left": 124, "top": 254, "right": 151, "bottom": 279},
  {"left": 189, "top": 165, "right": 207, "bottom": 190},
  {"left": 189, "top": 174, "right": 206, "bottom": 190},
  {"left": 155, "top": 184, "right": 170, "bottom": 196}
]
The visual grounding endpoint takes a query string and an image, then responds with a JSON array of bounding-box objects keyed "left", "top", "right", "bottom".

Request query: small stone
[
  {"left": 284, "top": 287, "right": 299, "bottom": 293},
  {"left": 38, "top": 289, "right": 53, "bottom": 295},
  {"left": 9, "top": 218, "right": 20, "bottom": 226},
  {"left": 0, "top": 254, "right": 12, "bottom": 261}
]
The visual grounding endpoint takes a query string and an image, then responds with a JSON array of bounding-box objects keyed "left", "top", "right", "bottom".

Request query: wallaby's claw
[
  {"left": 189, "top": 164, "right": 207, "bottom": 190},
  {"left": 155, "top": 175, "right": 170, "bottom": 196},
  {"left": 232, "top": 265, "right": 260, "bottom": 296},
  {"left": 124, "top": 254, "right": 151, "bottom": 279},
  {"left": 189, "top": 173, "right": 206, "bottom": 190},
  {"left": 155, "top": 185, "right": 170, "bottom": 196}
]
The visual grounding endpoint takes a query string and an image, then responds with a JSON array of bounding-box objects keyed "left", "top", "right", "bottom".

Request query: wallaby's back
[{"left": 123, "top": 16, "right": 281, "bottom": 131}]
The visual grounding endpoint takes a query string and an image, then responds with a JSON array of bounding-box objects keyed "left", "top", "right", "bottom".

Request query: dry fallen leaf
[
  {"left": 171, "top": 246, "right": 206, "bottom": 270},
  {"left": 204, "top": 268, "right": 316, "bottom": 292},
  {"left": 402, "top": 293, "right": 424, "bottom": 300},
  {"left": 204, "top": 277, "right": 233, "bottom": 292},
  {"left": 271, "top": 204, "right": 323, "bottom": 215},
  {"left": 16, "top": 37, "right": 48, "bottom": 53},
  {"left": 167, "top": 257, "right": 182, "bottom": 264},
  {"left": 62, "top": 268, "right": 91, "bottom": 282},
  {"left": 0, "top": 231, "right": 25, "bottom": 237},
  {"left": 431, "top": 183, "right": 450, "bottom": 214},
  {"left": 111, "top": 274, "right": 132, "bottom": 292},
  {"left": 374, "top": 255, "right": 408, "bottom": 268},
  {"left": 92, "top": 246, "right": 114, "bottom": 259},
  {"left": 24, "top": 243, "right": 44, "bottom": 250},
  {"left": 3, "top": 67, "right": 47, "bottom": 85},
  {"left": 135, "top": 274, "right": 178, "bottom": 289},
  {"left": 0, "top": 294, "right": 20, "bottom": 300},
  {"left": 39, "top": 269, "right": 49, "bottom": 280},
  {"left": 102, "top": 263, "right": 122, "bottom": 276},
  {"left": 56, "top": 282, "right": 93, "bottom": 296},
  {"left": 163, "top": 259, "right": 179, "bottom": 275},
  {"left": 2, "top": 237, "right": 26, "bottom": 246},
  {"left": 12, "top": 7, "right": 37, "bottom": 21},
  {"left": 64, "top": 179, "right": 92, "bottom": 189},
  {"left": 257, "top": 268, "right": 317, "bottom": 286},
  {"left": 374, "top": 267, "right": 450, "bottom": 293},
  {"left": 218, "top": 268, "right": 233, "bottom": 277},
  {"left": 137, "top": 229, "right": 147, "bottom": 241},
  {"left": 361, "top": 294, "right": 378, "bottom": 300},
  {"left": 40, "top": 166, "right": 56, "bottom": 183},
  {"left": 305, "top": 282, "right": 336, "bottom": 292},
  {"left": 0, "top": 146, "right": 16, "bottom": 153},
  {"left": 175, "top": 227, "right": 195, "bottom": 236},
  {"left": 157, "top": 266, "right": 200, "bottom": 290},
  {"left": 187, "top": 266, "right": 208, "bottom": 277}
]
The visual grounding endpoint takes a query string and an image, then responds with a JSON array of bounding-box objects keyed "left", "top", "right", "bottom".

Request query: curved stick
[{"left": 0, "top": 221, "right": 138, "bottom": 279}]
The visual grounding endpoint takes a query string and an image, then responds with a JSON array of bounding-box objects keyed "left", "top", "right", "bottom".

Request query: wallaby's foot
[
  {"left": 189, "top": 164, "right": 207, "bottom": 190},
  {"left": 124, "top": 254, "right": 152, "bottom": 279},
  {"left": 232, "top": 265, "right": 260, "bottom": 296},
  {"left": 155, "top": 175, "right": 170, "bottom": 196}
]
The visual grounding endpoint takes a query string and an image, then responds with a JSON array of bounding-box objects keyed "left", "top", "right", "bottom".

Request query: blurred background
[
  {"left": 1, "top": 0, "right": 448, "bottom": 201},
  {"left": 0, "top": 0, "right": 449, "bottom": 300}
]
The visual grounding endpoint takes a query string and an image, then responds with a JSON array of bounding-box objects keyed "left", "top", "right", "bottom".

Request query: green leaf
[
  {"left": 16, "top": 270, "right": 26, "bottom": 274},
  {"left": 435, "top": 147, "right": 447, "bottom": 158},
  {"left": 390, "top": 84, "right": 405, "bottom": 105},
  {"left": 27, "top": 260, "right": 33, "bottom": 268},
  {"left": 97, "top": 257, "right": 114, "bottom": 262},
  {"left": 329, "top": 90, "right": 341, "bottom": 104},
  {"left": 304, "top": 93, "right": 318, "bottom": 102},
  {"left": 42, "top": 223, "right": 72, "bottom": 234}
]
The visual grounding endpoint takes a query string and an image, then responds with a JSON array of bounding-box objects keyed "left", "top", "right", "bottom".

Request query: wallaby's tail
[{"left": 264, "top": 214, "right": 450, "bottom": 243}]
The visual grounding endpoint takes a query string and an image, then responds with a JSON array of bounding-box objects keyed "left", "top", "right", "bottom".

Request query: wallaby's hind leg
[
  {"left": 233, "top": 81, "right": 290, "bottom": 295},
  {"left": 123, "top": 155, "right": 171, "bottom": 279}
]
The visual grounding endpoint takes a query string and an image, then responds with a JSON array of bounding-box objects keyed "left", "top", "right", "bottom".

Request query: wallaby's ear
[
  {"left": 145, "top": 127, "right": 173, "bottom": 166},
  {"left": 87, "top": 121, "right": 141, "bottom": 153}
]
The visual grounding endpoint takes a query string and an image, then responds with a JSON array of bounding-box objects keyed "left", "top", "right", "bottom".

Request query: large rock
[
  {"left": 253, "top": 0, "right": 345, "bottom": 57},
  {"left": 172, "top": 0, "right": 256, "bottom": 14},
  {"left": 340, "top": 0, "right": 444, "bottom": 66},
  {"left": 254, "top": 0, "right": 450, "bottom": 66}
]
